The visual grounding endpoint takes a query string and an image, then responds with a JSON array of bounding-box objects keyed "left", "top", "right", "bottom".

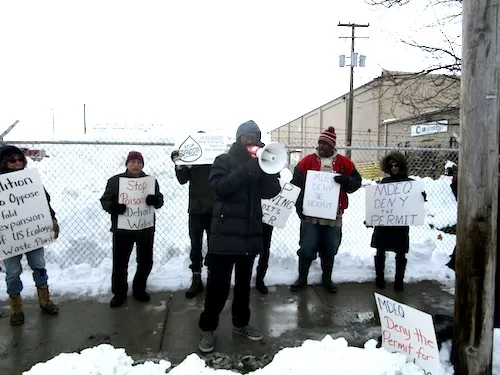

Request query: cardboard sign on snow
[
  {"left": 375, "top": 292, "right": 440, "bottom": 375},
  {"left": 365, "top": 180, "right": 425, "bottom": 226},
  {"left": 118, "top": 176, "right": 156, "bottom": 230},
  {"left": 302, "top": 170, "right": 340, "bottom": 220},
  {"left": 0, "top": 168, "right": 57, "bottom": 260},
  {"left": 261, "top": 180, "right": 301, "bottom": 228}
]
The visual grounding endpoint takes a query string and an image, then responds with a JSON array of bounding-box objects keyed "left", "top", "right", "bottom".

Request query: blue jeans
[
  {"left": 3, "top": 247, "right": 48, "bottom": 296},
  {"left": 297, "top": 222, "right": 342, "bottom": 261}
]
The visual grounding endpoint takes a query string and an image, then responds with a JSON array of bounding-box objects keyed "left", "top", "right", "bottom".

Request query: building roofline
[
  {"left": 381, "top": 105, "right": 460, "bottom": 125},
  {"left": 268, "top": 71, "right": 459, "bottom": 133}
]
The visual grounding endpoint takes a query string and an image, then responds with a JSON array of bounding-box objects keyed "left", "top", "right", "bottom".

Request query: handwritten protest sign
[
  {"left": 117, "top": 177, "right": 155, "bottom": 230},
  {"left": 261, "top": 180, "right": 301, "bottom": 228},
  {"left": 174, "top": 132, "right": 228, "bottom": 165},
  {"left": 375, "top": 292, "right": 440, "bottom": 375},
  {"left": 365, "top": 180, "right": 425, "bottom": 226},
  {"left": 302, "top": 171, "right": 340, "bottom": 220},
  {"left": 0, "top": 169, "right": 56, "bottom": 261}
]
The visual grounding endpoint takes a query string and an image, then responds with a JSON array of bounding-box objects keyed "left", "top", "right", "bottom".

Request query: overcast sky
[{"left": 0, "top": 0, "right": 461, "bottom": 140}]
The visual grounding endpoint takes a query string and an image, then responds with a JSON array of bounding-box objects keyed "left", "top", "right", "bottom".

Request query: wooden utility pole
[
  {"left": 338, "top": 22, "right": 369, "bottom": 159},
  {"left": 453, "top": 0, "right": 500, "bottom": 373}
]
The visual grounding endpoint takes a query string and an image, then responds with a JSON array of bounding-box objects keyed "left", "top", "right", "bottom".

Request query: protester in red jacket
[{"left": 290, "top": 127, "right": 362, "bottom": 293}]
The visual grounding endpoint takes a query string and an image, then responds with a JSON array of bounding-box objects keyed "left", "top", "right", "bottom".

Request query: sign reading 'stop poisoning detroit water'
[
  {"left": 261, "top": 180, "right": 301, "bottom": 228},
  {"left": 175, "top": 132, "right": 227, "bottom": 165},
  {"left": 365, "top": 180, "right": 425, "bottom": 226},
  {"left": 302, "top": 171, "right": 340, "bottom": 220},
  {"left": 0, "top": 169, "right": 57, "bottom": 260},
  {"left": 118, "top": 176, "right": 156, "bottom": 230}
]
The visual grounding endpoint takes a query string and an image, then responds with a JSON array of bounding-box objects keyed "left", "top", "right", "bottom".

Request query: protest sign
[
  {"left": 174, "top": 132, "right": 228, "bottom": 165},
  {"left": 375, "top": 292, "right": 440, "bottom": 375},
  {"left": 0, "top": 169, "right": 56, "bottom": 260},
  {"left": 302, "top": 171, "right": 340, "bottom": 220},
  {"left": 365, "top": 180, "right": 425, "bottom": 226},
  {"left": 117, "top": 176, "right": 155, "bottom": 230},
  {"left": 261, "top": 180, "right": 301, "bottom": 228}
]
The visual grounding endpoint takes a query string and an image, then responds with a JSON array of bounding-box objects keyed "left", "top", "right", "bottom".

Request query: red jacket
[{"left": 292, "top": 153, "right": 360, "bottom": 216}]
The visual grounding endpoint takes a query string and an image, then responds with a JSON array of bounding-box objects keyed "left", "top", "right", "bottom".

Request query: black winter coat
[
  {"left": 175, "top": 164, "right": 214, "bottom": 215},
  {"left": 100, "top": 170, "right": 164, "bottom": 233},
  {"left": 208, "top": 142, "right": 281, "bottom": 256},
  {"left": 370, "top": 175, "right": 412, "bottom": 253}
]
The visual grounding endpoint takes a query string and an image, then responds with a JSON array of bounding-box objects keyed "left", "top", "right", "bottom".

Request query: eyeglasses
[
  {"left": 6, "top": 157, "right": 24, "bottom": 163},
  {"left": 390, "top": 164, "right": 399, "bottom": 168}
]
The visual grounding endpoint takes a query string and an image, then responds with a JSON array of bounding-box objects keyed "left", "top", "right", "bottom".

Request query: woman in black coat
[{"left": 370, "top": 152, "right": 423, "bottom": 291}]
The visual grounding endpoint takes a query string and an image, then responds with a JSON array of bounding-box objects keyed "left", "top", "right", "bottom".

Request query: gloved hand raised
[
  {"left": 52, "top": 219, "right": 60, "bottom": 239},
  {"left": 242, "top": 158, "right": 261, "bottom": 179},
  {"left": 110, "top": 202, "right": 127, "bottom": 215},
  {"left": 334, "top": 174, "right": 350, "bottom": 189},
  {"left": 171, "top": 150, "right": 180, "bottom": 162},
  {"left": 146, "top": 194, "right": 159, "bottom": 206}
]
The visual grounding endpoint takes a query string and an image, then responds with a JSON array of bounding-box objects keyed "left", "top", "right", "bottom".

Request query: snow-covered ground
[
  {"left": 0, "top": 144, "right": 458, "bottom": 301},
  {"left": 23, "top": 332, "right": 500, "bottom": 375},
  {"left": 2, "top": 145, "right": 470, "bottom": 374}
]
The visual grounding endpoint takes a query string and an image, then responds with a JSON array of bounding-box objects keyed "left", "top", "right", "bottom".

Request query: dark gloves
[
  {"left": 363, "top": 220, "right": 373, "bottom": 228},
  {"left": 334, "top": 174, "right": 351, "bottom": 189},
  {"left": 171, "top": 150, "right": 180, "bottom": 162},
  {"left": 422, "top": 191, "right": 428, "bottom": 202},
  {"left": 109, "top": 202, "right": 127, "bottom": 215},
  {"left": 242, "top": 158, "right": 261, "bottom": 179},
  {"left": 52, "top": 219, "right": 60, "bottom": 239},
  {"left": 146, "top": 194, "right": 160, "bottom": 206}
]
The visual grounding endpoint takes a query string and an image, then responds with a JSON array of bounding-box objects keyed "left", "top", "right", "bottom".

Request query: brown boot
[
  {"left": 9, "top": 295, "right": 25, "bottom": 325},
  {"left": 37, "top": 286, "right": 59, "bottom": 314}
]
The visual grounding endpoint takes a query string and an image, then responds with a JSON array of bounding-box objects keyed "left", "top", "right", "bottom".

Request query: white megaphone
[{"left": 247, "top": 142, "right": 287, "bottom": 174}]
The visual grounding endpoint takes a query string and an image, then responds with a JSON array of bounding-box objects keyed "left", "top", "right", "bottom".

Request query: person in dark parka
[
  {"left": 100, "top": 151, "right": 164, "bottom": 308},
  {"left": 197, "top": 120, "right": 281, "bottom": 353},
  {"left": 171, "top": 136, "right": 215, "bottom": 298},
  {"left": 370, "top": 152, "right": 426, "bottom": 291}
]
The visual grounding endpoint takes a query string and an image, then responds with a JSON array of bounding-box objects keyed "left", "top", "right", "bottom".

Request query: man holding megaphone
[{"left": 198, "top": 120, "right": 281, "bottom": 353}]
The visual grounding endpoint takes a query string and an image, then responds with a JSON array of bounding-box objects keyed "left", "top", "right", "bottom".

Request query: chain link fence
[{"left": 1, "top": 140, "right": 458, "bottom": 269}]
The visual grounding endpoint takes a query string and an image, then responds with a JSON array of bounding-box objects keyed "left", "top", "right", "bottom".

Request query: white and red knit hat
[{"left": 318, "top": 126, "right": 337, "bottom": 148}]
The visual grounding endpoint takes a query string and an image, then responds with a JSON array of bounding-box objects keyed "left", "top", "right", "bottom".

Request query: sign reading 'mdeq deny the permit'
[
  {"left": 0, "top": 169, "right": 57, "bottom": 260},
  {"left": 365, "top": 180, "right": 425, "bottom": 226},
  {"left": 375, "top": 292, "right": 441, "bottom": 375}
]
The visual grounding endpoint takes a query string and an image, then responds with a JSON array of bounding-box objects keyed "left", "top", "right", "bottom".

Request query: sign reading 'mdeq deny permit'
[
  {"left": 0, "top": 169, "right": 56, "bottom": 260},
  {"left": 302, "top": 171, "right": 340, "bottom": 220},
  {"left": 365, "top": 180, "right": 425, "bottom": 226},
  {"left": 375, "top": 292, "right": 440, "bottom": 375}
]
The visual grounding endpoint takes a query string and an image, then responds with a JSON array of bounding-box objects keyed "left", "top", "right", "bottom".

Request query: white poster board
[
  {"left": 0, "top": 169, "right": 56, "bottom": 260},
  {"left": 302, "top": 171, "right": 340, "bottom": 220},
  {"left": 365, "top": 180, "right": 425, "bottom": 226},
  {"left": 174, "top": 132, "right": 228, "bottom": 165},
  {"left": 117, "top": 177, "right": 155, "bottom": 230},
  {"left": 261, "top": 180, "right": 301, "bottom": 228},
  {"left": 375, "top": 292, "right": 440, "bottom": 375}
]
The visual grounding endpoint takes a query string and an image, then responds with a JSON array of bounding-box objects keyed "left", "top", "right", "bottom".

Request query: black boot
[
  {"left": 255, "top": 266, "right": 268, "bottom": 294},
  {"left": 374, "top": 253, "right": 386, "bottom": 289},
  {"left": 394, "top": 254, "right": 407, "bottom": 291},
  {"left": 291, "top": 259, "right": 312, "bottom": 292},
  {"left": 321, "top": 257, "right": 337, "bottom": 293},
  {"left": 185, "top": 272, "right": 204, "bottom": 298}
]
